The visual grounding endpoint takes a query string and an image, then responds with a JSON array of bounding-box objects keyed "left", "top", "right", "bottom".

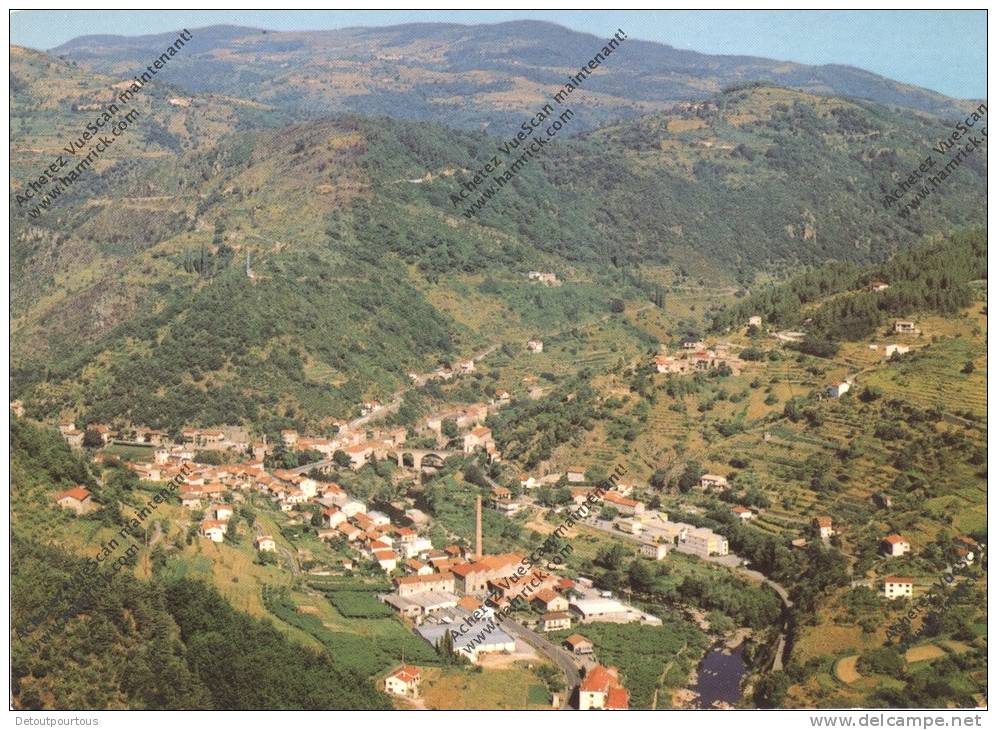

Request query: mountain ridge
[{"left": 44, "top": 21, "right": 976, "bottom": 132}]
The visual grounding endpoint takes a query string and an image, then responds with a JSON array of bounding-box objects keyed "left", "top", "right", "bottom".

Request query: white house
[
  {"left": 883, "top": 576, "right": 913, "bottom": 599},
  {"left": 827, "top": 381, "right": 851, "bottom": 398},
  {"left": 881, "top": 534, "right": 911, "bottom": 557},
  {"left": 384, "top": 665, "right": 422, "bottom": 697},
  {"left": 748, "top": 316, "right": 763, "bottom": 328},
  {"left": 732, "top": 506, "right": 754, "bottom": 522},
  {"left": 700, "top": 474, "right": 728, "bottom": 489},
  {"left": 526, "top": 340, "right": 544, "bottom": 353},
  {"left": 884, "top": 344, "right": 910, "bottom": 358}
]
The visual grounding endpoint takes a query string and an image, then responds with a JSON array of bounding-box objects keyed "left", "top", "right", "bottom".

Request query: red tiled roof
[
  {"left": 883, "top": 534, "right": 907, "bottom": 544},
  {"left": 884, "top": 576, "right": 914, "bottom": 584},
  {"left": 389, "top": 665, "right": 421, "bottom": 683},
  {"left": 605, "top": 686, "right": 629, "bottom": 710},
  {"left": 55, "top": 486, "right": 91, "bottom": 502},
  {"left": 580, "top": 665, "right": 619, "bottom": 693}
]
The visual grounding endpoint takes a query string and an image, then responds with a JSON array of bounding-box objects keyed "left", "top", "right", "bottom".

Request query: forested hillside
[
  {"left": 10, "top": 47, "right": 987, "bottom": 431},
  {"left": 709, "top": 228, "right": 987, "bottom": 345}
]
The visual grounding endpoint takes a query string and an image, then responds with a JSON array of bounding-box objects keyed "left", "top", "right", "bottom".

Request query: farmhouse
[
  {"left": 893, "top": 320, "right": 918, "bottom": 334},
  {"left": 700, "top": 474, "right": 728, "bottom": 489},
  {"left": 827, "top": 381, "right": 851, "bottom": 398},
  {"left": 883, "top": 576, "right": 914, "bottom": 600},
  {"left": 254, "top": 535, "right": 276, "bottom": 552},
  {"left": 732, "top": 506, "right": 754, "bottom": 522},
  {"left": 384, "top": 665, "right": 422, "bottom": 698},
  {"left": 881, "top": 534, "right": 911, "bottom": 557},
  {"left": 54, "top": 486, "right": 96, "bottom": 515},
  {"left": 812, "top": 516, "right": 835, "bottom": 539}
]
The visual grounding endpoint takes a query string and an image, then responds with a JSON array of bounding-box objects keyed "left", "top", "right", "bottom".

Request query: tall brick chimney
[{"left": 475, "top": 495, "right": 482, "bottom": 559}]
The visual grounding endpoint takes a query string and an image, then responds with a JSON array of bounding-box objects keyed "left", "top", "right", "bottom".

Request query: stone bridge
[{"left": 291, "top": 447, "right": 463, "bottom": 475}]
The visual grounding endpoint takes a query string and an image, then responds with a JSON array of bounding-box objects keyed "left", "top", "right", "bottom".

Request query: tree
[
  {"left": 332, "top": 450, "right": 352, "bottom": 468},
  {"left": 627, "top": 559, "right": 655, "bottom": 593},
  {"left": 82, "top": 429, "right": 104, "bottom": 449},
  {"left": 678, "top": 461, "right": 702, "bottom": 492},
  {"left": 441, "top": 419, "right": 458, "bottom": 438}
]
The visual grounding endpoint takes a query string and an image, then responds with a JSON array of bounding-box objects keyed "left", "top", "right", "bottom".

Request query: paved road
[{"left": 499, "top": 618, "right": 579, "bottom": 709}]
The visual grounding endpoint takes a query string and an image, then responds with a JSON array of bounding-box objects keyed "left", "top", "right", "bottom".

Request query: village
[{"left": 38, "top": 305, "right": 984, "bottom": 710}]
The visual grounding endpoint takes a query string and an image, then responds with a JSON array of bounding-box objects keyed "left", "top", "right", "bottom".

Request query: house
[
  {"left": 732, "top": 506, "right": 754, "bottom": 522},
  {"left": 748, "top": 315, "right": 763, "bottom": 328},
  {"left": 200, "top": 520, "right": 227, "bottom": 543},
  {"left": 827, "top": 381, "right": 851, "bottom": 398},
  {"left": 323, "top": 507, "right": 347, "bottom": 528},
  {"left": 700, "top": 474, "right": 728, "bottom": 490},
  {"left": 531, "top": 587, "right": 569, "bottom": 614},
  {"left": 212, "top": 504, "right": 234, "bottom": 521},
  {"left": 681, "top": 337, "right": 705, "bottom": 350},
  {"left": 640, "top": 541, "right": 668, "bottom": 560},
  {"left": 569, "top": 597, "right": 639, "bottom": 624},
  {"left": 526, "top": 339, "right": 544, "bottom": 353},
  {"left": 566, "top": 467, "right": 586, "bottom": 483},
  {"left": 812, "top": 516, "right": 835, "bottom": 539},
  {"left": 884, "top": 344, "right": 910, "bottom": 358},
  {"left": 493, "top": 389, "right": 511, "bottom": 404},
  {"left": 578, "top": 665, "right": 629, "bottom": 710},
  {"left": 869, "top": 281, "right": 890, "bottom": 292},
  {"left": 181, "top": 495, "right": 202, "bottom": 509},
  {"left": 54, "top": 486, "right": 95, "bottom": 515},
  {"left": 384, "top": 665, "right": 422, "bottom": 698},
  {"left": 404, "top": 559, "right": 434, "bottom": 576},
  {"left": 373, "top": 549, "right": 398, "bottom": 572},
  {"left": 881, "top": 534, "right": 911, "bottom": 557},
  {"left": 540, "top": 611, "right": 572, "bottom": 632},
  {"left": 492, "top": 498, "right": 523, "bottom": 516},
  {"left": 883, "top": 576, "right": 914, "bottom": 600},
  {"left": 563, "top": 634, "right": 594, "bottom": 655},
  {"left": 604, "top": 491, "right": 644, "bottom": 516},
  {"left": 893, "top": 320, "right": 918, "bottom": 335},
  {"left": 254, "top": 535, "right": 276, "bottom": 552},
  {"left": 10, "top": 400, "right": 24, "bottom": 417},
  {"left": 463, "top": 426, "right": 495, "bottom": 454},
  {"left": 341, "top": 499, "right": 367, "bottom": 517},
  {"left": 338, "top": 523, "right": 362, "bottom": 542},
  {"left": 655, "top": 354, "right": 690, "bottom": 374}
]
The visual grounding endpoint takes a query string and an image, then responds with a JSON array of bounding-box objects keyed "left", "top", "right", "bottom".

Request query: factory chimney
[{"left": 475, "top": 495, "right": 482, "bottom": 559}]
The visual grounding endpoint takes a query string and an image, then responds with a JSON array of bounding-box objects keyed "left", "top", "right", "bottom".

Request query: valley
[{"left": 8, "top": 16, "right": 987, "bottom": 713}]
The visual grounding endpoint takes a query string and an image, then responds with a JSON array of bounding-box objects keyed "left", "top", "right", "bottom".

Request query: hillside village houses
[{"left": 654, "top": 346, "right": 744, "bottom": 376}]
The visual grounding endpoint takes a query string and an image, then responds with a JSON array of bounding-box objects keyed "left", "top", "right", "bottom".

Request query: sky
[{"left": 9, "top": 9, "right": 987, "bottom": 99}]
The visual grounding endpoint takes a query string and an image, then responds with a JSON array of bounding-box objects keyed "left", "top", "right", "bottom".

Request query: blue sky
[{"left": 10, "top": 9, "right": 986, "bottom": 98}]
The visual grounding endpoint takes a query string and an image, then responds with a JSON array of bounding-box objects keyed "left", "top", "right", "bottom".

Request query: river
[{"left": 694, "top": 641, "right": 746, "bottom": 708}]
